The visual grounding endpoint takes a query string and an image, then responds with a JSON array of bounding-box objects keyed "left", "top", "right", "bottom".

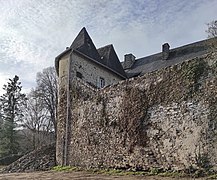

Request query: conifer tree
[{"left": 0, "top": 75, "right": 27, "bottom": 157}]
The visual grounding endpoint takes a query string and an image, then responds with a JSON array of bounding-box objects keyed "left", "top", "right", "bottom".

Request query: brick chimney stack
[{"left": 123, "top": 53, "right": 136, "bottom": 69}]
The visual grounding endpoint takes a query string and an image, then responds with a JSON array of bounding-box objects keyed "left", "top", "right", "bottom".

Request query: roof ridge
[
  {"left": 70, "top": 27, "right": 88, "bottom": 49},
  {"left": 136, "top": 36, "right": 217, "bottom": 60},
  {"left": 169, "top": 36, "right": 217, "bottom": 52},
  {"left": 69, "top": 27, "right": 101, "bottom": 62},
  {"left": 97, "top": 44, "right": 113, "bottom": 50}
]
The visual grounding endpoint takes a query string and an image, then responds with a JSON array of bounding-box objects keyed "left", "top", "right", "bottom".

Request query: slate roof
[
  {"left": 125, "top": 37, "right": 217, "bottom": 77},
  {"left": 97, "top": 44, "right": 126, "bottom": 78},
  {"left": 70, "top": 27, "right": 101, "bottom": 63},
  {"left": 55, "top": 27, "right": 127, "bottom": 79},
  {"left": 56, "top": 28, "right": 217, "bottom": 80}
]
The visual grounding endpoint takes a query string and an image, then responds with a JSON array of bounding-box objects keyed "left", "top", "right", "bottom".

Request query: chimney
[
  {"left": 162, "top": 43, "right": 170, "bottom": 60},
  {"left": 123, "top": 53, "right": 136, "bottom": 69}
]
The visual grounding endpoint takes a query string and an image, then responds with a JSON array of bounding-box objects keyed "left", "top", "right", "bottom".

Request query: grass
[
  {"left": 52, "top": 165, "right": 80, "bottom": 172},
  {"left": 87, "top": 168, "right": 148, "bottom": 176},
  {"left": 51, "top": 165, "right": 217, "bottom": 179},
  {"left": 51, "top": 166, "right": 184, "bottom": 178},
  {"left": 85, "top": 167, "right": 188, "bottom": 178}
]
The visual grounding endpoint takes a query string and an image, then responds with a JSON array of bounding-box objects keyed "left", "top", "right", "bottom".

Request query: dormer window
[{"left": 99, "top": 77, "right": 105, "bottom": 88}]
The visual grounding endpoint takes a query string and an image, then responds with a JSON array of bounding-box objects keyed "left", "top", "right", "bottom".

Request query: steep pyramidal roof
[
  {"left": 71, "top": 28, "right": 126, "bottom": 77},
  {"left": 97, "top": 44, "right": 126, "bottom": 78},
  {"left": 55, "top": 27, "right": 127, "bottom": 78},
  {"left": 70, "top": 27, "right": 101, "bottom": 62}
]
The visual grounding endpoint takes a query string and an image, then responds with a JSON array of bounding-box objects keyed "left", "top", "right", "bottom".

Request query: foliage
[
  {"left": 0, "top": 75, "right": 27, "bottom": 157},
  {"left": 181, "top": 59, "right": 208, "bottom": 98},
  {"left": 206, "top": 20, "right": 217, "bottom": 38},
  {"left": 149, "top": 167, "right": 161, "bottom": 175},
  {"left": 195, "top": 145, "right": 212, "bottom": 170}
]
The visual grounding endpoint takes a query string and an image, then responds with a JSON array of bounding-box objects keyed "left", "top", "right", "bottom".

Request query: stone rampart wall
[{"left": 57, "top": 52, "right": 217, "bottom": 171}]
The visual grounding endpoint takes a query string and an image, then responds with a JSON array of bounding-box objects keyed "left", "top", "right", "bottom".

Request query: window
[
  {"left": 76, "top": 72, "right": 83, "bottom": 79},
  {"left": 99, "top": 77, "right": 105, "bottom": 88}
]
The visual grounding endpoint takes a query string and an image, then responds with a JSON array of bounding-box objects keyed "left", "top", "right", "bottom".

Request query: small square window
[{"left": 76, "top": 72, "right": 82, "bottom": 79}]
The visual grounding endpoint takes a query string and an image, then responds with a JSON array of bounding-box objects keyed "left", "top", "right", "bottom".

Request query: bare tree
[
  {"left": 36, "top": 67, "right": 58, "bottom": 136},
  {"left": 206, "top": 20, "right": 217, "bottom": 38},
  {"left": 20, "top": 67, "right": 57, "bottom": 151},
  {"left": 22, "top": 89, "right": 54, "bottom": 150}
]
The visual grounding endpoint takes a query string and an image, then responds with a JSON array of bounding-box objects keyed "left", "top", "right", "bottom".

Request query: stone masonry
[{"left": 56, "top": 51, "right": 217, "bottom": 171}]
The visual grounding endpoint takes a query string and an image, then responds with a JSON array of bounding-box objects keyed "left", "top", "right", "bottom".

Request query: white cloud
[
  {"left": 0, "top": 0, "right": 217, "bottom": 93},
  {"left": 0, "top": 73, "right": 10, "bottom": 94}
]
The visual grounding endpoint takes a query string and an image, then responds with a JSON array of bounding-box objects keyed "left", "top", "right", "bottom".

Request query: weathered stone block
[{"left": 57, "top": 52, "right": 217, "bottom": 171}]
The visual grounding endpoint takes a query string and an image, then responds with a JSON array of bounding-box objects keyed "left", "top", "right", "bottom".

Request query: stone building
[
  {"left": 55, "top": 28, "right": 217, "bottom": 171},
  {"left": 56, "top": 27, "right": 217, "bottom": 86},
  {"left": 55, "top": 27, "right": 127, "bottom": 89}
]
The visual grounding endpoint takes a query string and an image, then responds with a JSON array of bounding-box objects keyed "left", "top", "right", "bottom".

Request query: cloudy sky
[{"left": 0, "top": 0, "right": 217, "bottom": 93}]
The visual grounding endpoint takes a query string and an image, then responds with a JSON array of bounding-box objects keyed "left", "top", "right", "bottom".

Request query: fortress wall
[{"left": 57, "top": 52, "right": 217, "bottom": 170}]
